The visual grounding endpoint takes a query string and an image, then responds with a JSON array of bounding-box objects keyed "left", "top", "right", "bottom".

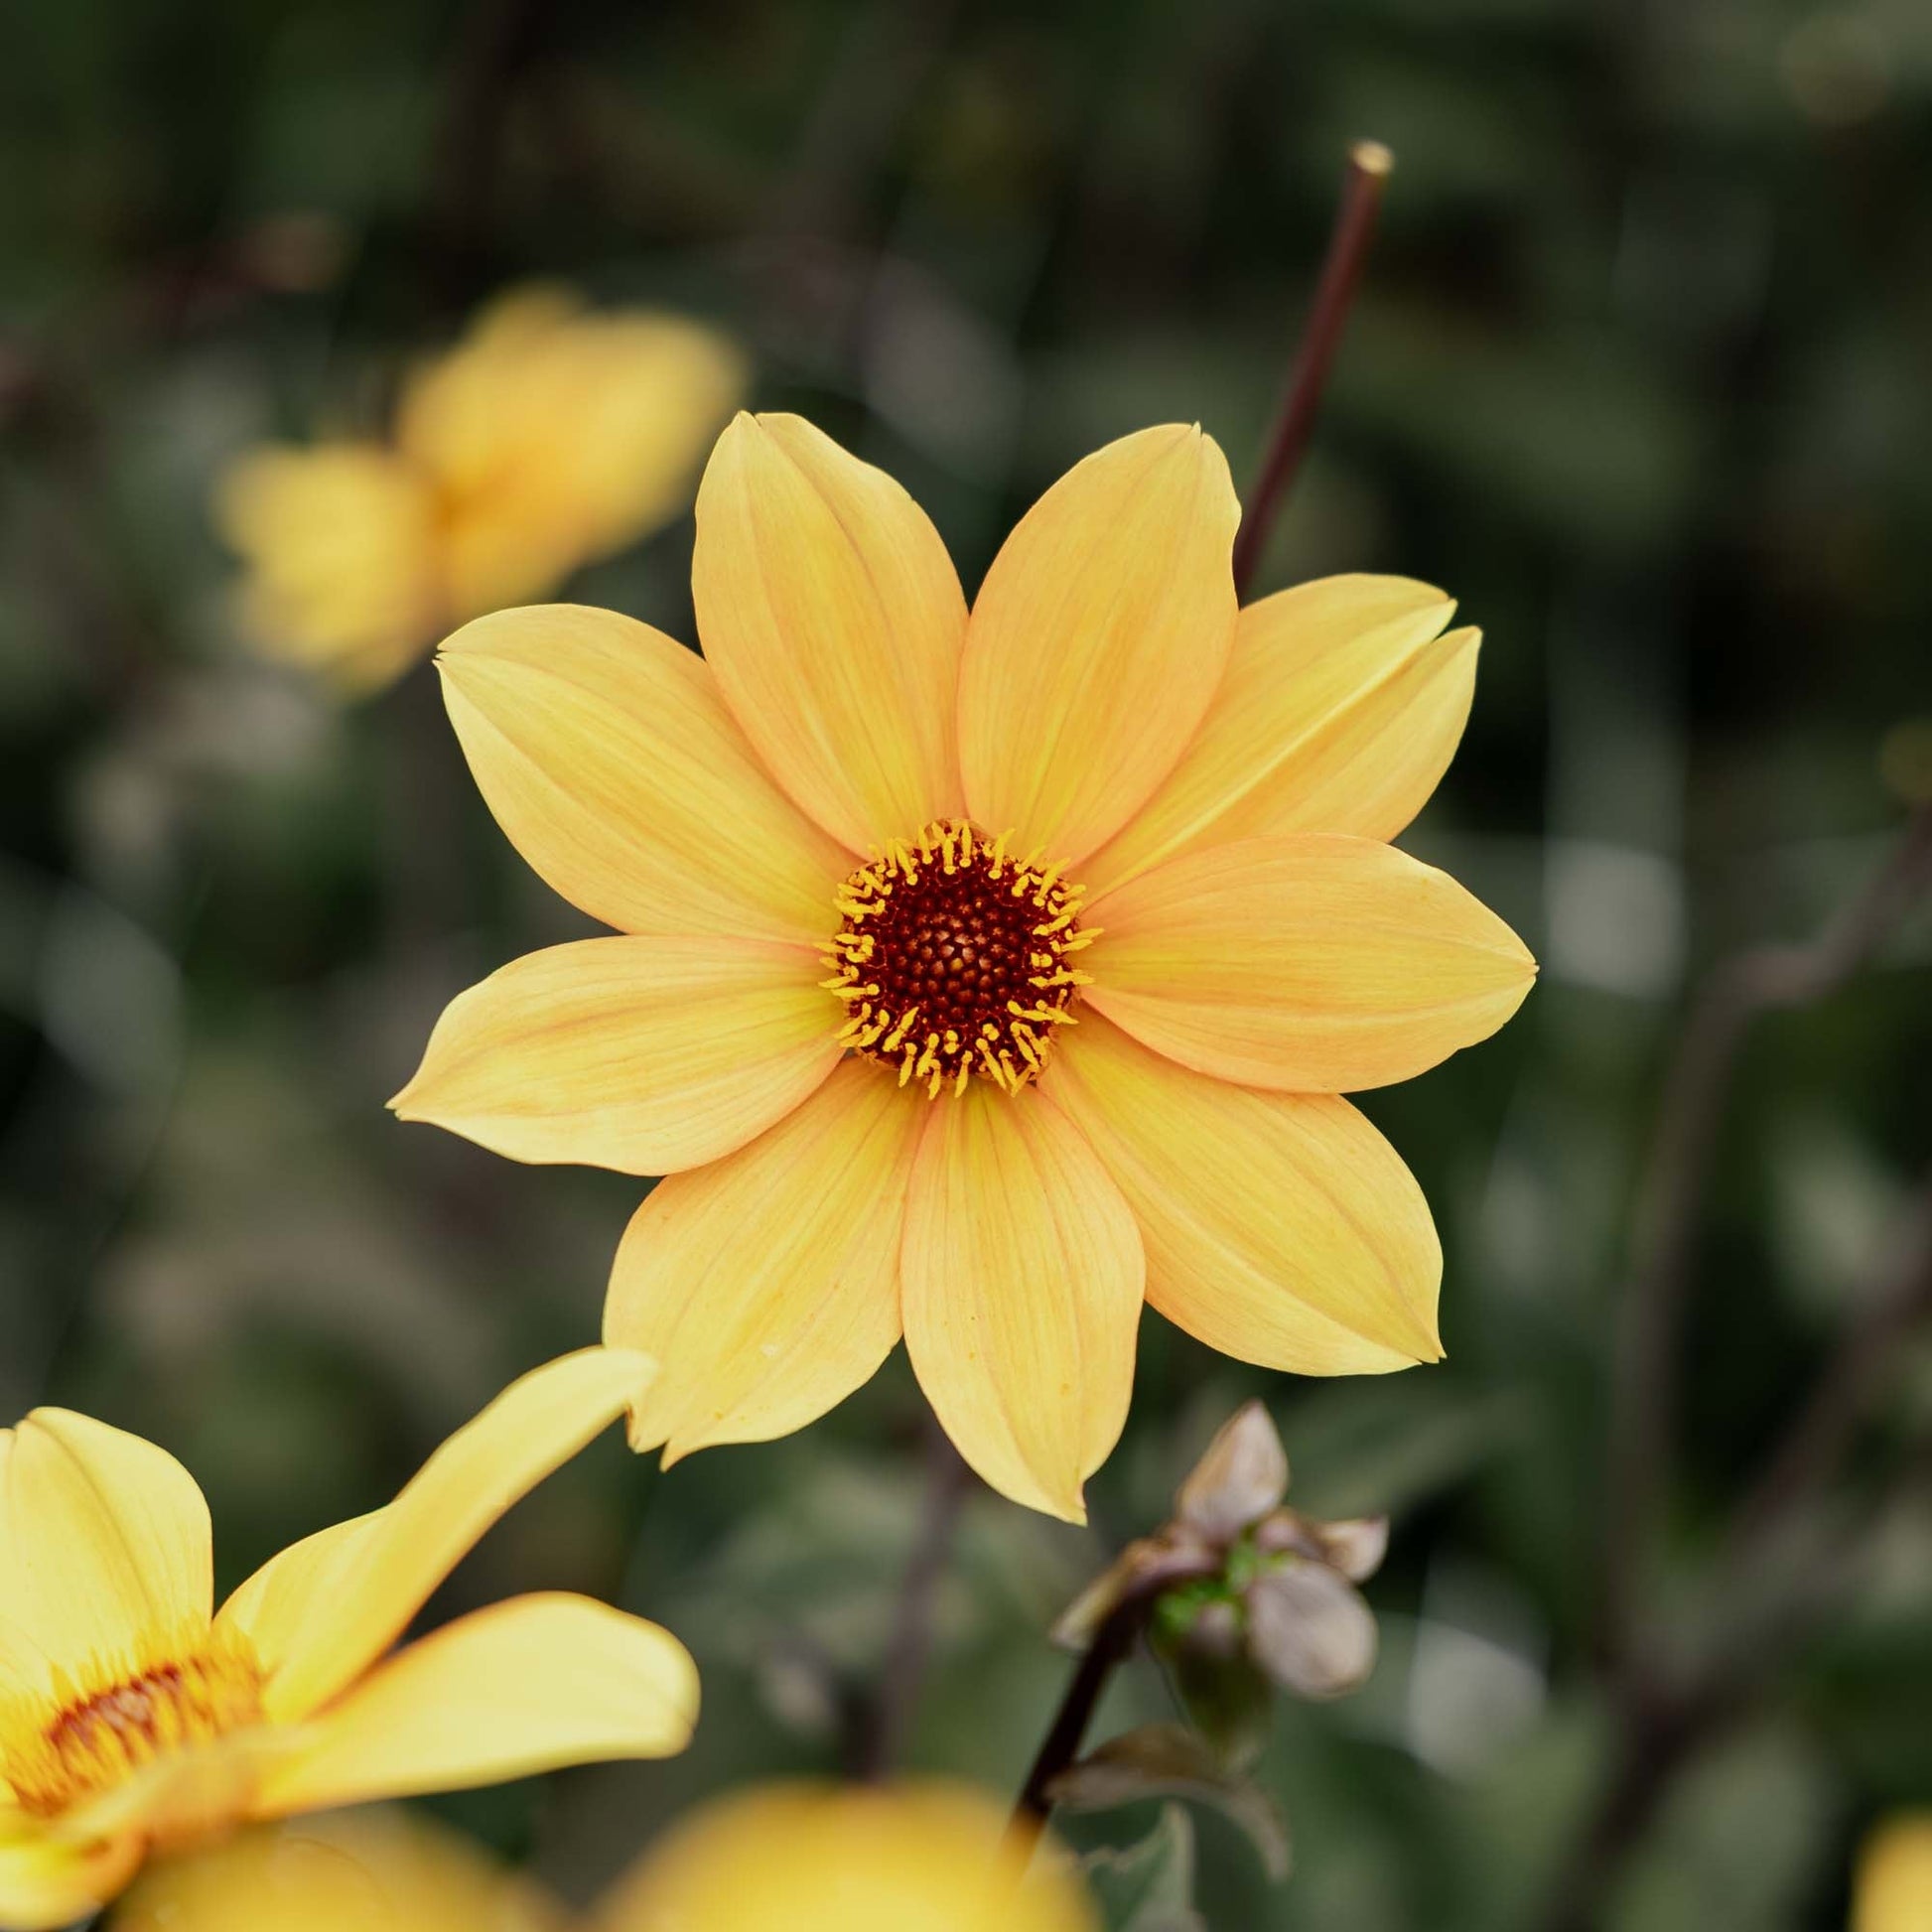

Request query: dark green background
[{"left": 3, "top": 1, "right": 1929, "bottom": 1926}]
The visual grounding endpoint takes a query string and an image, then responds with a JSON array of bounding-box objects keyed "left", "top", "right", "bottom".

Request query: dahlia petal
[
  {"left": 438, "top": 605, "right": 846, "bottom": 944},
  {"left": 253, "top": 1594, "right": 697, "bottom": 1818},
  {"left": 958, "top": 425, "right": 1239, "bottom": 866},
  {"left": 249, "top": 1348, "right": 655, "bottom": 1722},
  {"left": 0, "top": 1815, "right": 142, "bottom": 1931},
  {"left": 390, "top": 936, "right": 841, "bottom": 1176},
  {"left": 1085, "top": 575, "right": 1475, "bottom": 896},
  {"left": 1086, "top": 833, "right": 1536, "bottom": 1092},
  {"left": 607, "top": 1062, "right": 920, "bottom": 1461},
  {"left": 694, "top": 413, "right": 967, "bottom": 852},
  {"left": 900, "top": 1086, "right": 1143, "bottom": 1523},
  {"left": 0, "top": 1412, "right": 212, "bottom": 1676},
  {"left": 1044, "top": 1013, "right": 1441, "bottom": 1370}
]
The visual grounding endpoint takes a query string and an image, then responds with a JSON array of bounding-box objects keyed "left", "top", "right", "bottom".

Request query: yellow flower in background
[
  {"left": 215, "top": 288, "right": 746, "bottom": 693},
  {"left": 113, "top": 1811, "right": 565, "bottom": 1932},
  {"left": 1854, "top": 1814, "right": 1932, "bottom": 1932},
  {"left": 394, "top": 414, "right": 1537, "bottom": 1522},
  {"left": 0, "top": 1350, "right": 698, "bottom": 1931},
  {"left": 594, "top": 1781, "right": 1095, "bottom": 1932},
  {"left": 113, "top": 1783, "right": 1096, "bottom": 1932}
]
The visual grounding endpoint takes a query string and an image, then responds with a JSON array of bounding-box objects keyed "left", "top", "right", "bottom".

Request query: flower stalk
[{"left": 1232, "top": 139, "right": 1394, "bottom": 599}]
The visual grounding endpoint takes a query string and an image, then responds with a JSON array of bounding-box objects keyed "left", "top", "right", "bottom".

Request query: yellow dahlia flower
[
  {"left": 0, "top": 1349, "right": 698, "bottom": 1931},
  {"left": 216, "top": 287, "right": 745, "bottom": 693},
  {"left": 115, "top": 1783, "right": 1095, "bottom": 1932},
  {"left": 395, "top": 415, "right": 1537, "bottom": 1521},
  {"left": 1855, "top": 1814, "right": 1932, "bottom": 1932}
]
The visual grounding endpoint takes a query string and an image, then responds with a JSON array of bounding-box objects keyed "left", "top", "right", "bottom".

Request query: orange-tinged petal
[
  {"left": 0, "top": 1412, "right": 211, "bottom": 1679},
  {"left": 958, "top": 425, "right": 1239, "bottom": 865},
  {"left": 1084, "top": 575, "right": 1475, "bottom": 896},
  {"left": 1044, "top": 1013, "right": 1441, "bottom": 1371},
  {"left": 606, "top": 1061, "right": 921, "bottom": 1461},
  {"left": 693, "top": 413, "right": 967, "bottom": 851},
  {"left": 253, "top": 1595, "right": 697, "bottom": 1818},
  {"left": 246, "top": 1348, "right": 655, "bottom": 1722},
  {"left": 1086, "top": 834, "right": 1536, "bottom": 1092},
  {"left": 0, "top": 1814, "right": 142, "bottom": 1931},
  {"left": 900, "top": 1086, "right": 1143, "bottom": 1522},
  {"left": 591, "top": 1781, "right": 1098, "bottom": 1932},
  {"left": 438, "top": 605, "right": 846, "bottom": 944},
  {"left": 390, "top": 936, "right": 840, "bottom": 1176}
]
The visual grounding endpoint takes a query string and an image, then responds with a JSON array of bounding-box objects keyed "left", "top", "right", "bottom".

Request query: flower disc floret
[
  {"left": 821, "top": 819, "right": 1095, "bottom": 1097},
  {"left": 4, "top": 1637, "right": 264, "bottom": 1819}
]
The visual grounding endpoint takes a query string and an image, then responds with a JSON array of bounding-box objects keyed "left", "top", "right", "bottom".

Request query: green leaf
[
  {"left": 1048, "top": 1723, "right": 1292, "bottom": 1880},
  {"left": 1082, "top": 1803, "right": 1205, "bottom": 1932}
]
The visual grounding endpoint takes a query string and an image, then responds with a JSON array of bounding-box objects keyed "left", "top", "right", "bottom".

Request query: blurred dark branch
[
  {"left": 1541, "top": 1173, "right": 1932, "bottom": 1932},
  {"left": 852, "top": 1420, "right": 974, "bottom": 1780},
  {"left": 1231, "top": 140, "right": 1392, "bottom": 602},
  {"left": 1712, "top": 1164, "right": 1932, "bottom": 1596},
  {"left": 768, "top": 0, "right": 963, "bottom": 246},
  {"left": 428, "top": 0, "right": 552, "bottom": 302},
  {"left": 1600, "top": 804, "right": 1932, "bottom": 1661}
]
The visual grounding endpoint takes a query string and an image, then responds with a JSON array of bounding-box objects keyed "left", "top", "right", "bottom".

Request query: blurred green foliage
[{"left": 3, "top": 0, "right": 1929, "bottom": 1927}]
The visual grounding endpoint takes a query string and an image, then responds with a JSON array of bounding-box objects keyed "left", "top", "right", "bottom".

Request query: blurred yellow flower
[
  {"left": 394, "top": 414, "right": 1537, "bottom": 1521},
  {"left": 113, "top": 1783, "right": 1096, "bottom": 1932},
  {"left": 113, "top": 1811, "right": 565, "bottom": 1932},
  {"left": 0, "top": 1350, "right": 699, "bottom": 1931},
  {"left": 215, "top": 288, "right": 746, "bottom": 692},
  {"left": 594, "top": 1781, "right": 1095, "bottom": 1932},
  {"left": 1854, "top": 1814, "right": 1932, "bottom": 1932}
]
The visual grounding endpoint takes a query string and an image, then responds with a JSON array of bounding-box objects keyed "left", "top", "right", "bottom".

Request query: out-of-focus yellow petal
[
  {"left": 241, "top": 1348, "right": 655, "bottom": 1723},
  {"left": 209, "top": 1518, "right": 373, "bottom": 1691},
  {"left": 900, "top": 1086, "right": 1143, "bottom": 1522},
  {"left": 0, "top": 1412, "right": 211, "bottom": 1681},
  {"left": 607, "top": 1061, "right": 921, "bottom": 1461},
  {"left": 438, "top": 604, "right": 846, "bottom": 944},
  {"left": 958, "top": 425, "right": 1239, "bottom": 866},
  {"left": 253, "top": 1595, "right": 697, "bottom": 1818},
  {"left": 1084, "top": 575, "right": 1475, "bottom": 896},
  {"left": 1856, "top": 1814, "right": 1932, "bottom": 1932},
  {"left": 592, "top": 1781, "right": 1097, "bottom": 1932},
  {"left": 1086, "top": 834, "right": 1536, "bottom": 1092},
  {"left": 693, "top": 413, "right": 967, "bottom": 852},
  {"left": 1045, "top": 1012, "right": 1441, "bottom": 1371},
  {"left": 0, "top": 1814, "right": 142, "bottom": 1932},
  {"left": 400, "top": 289, "right": 746, "bottom": 617},
  {"left": 390, "top": 936, "right": 839, "bottom": 1176},
  {"left": 113, "top": 1814, "right": 567, "bottom": 1932},
  {"left": 214, "top": 445, "right": 442, "bottom": 693}
]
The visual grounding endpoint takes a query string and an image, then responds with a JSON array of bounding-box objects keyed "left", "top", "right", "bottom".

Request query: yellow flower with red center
[
  {"left": 394, "top": 414, "right": 1537, "bottom": 1521},
  {"left": 112, "top": 1783, "right": 1096, "bottom": 1932},
  {"left": 0, "top": 1350, "right": 698, "bottom": 1931},
  {"left": 215, "top": 288, "right": 745, "bottom": 692}
]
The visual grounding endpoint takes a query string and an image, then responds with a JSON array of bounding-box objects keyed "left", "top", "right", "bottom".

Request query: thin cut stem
[
  {"left": 1006, "top": 1549, "right": 1219, "bottom": 1841},
  {"left": 854, "top": 1422, "right": 975, "bottom": 1779},
  {"left": 1230, "top": 139, "right": 1394, "bottom": 601}
]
